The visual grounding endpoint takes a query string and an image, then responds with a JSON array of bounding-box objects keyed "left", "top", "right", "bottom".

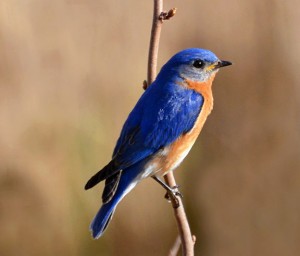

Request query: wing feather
[{"left": 85, "top": 81, "right": 204, "bottom": 190}]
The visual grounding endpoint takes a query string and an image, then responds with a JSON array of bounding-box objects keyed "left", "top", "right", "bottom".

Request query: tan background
[{"left": 1, "top": 0, "right": 300, "bottom": 255}]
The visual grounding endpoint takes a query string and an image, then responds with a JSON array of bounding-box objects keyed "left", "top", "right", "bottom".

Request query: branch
[
  {"left": 147, "top": 3, "right": 176, "bottom": 84},
  {"left": 164, "top": 173, "right": 195, "bottom": 256},
  {"left": 147, "top": 0, "right": 163, "bottom": 84},
  {"left": 146, "top": 1, "right": 195, "bottom": 255}
]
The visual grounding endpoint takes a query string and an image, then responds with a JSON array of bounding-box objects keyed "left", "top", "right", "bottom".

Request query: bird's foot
[
  {"left": 164, "top": 185, "right": 183, "bottom": 200},
  {"left": 164, "top": 185, "right": 183, "bottom": 208},
  {"left": 152, "top": 176, "right": 183, "bottom": 208}
]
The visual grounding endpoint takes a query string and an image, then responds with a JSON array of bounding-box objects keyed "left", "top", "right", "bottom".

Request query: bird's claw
[
  {"left": 164, "top": 185, "right": 183, "bottom": 208},
  {"left": 151, "top": 176, "right": 183, "bottom": 208},
  {"left": 165, "top": 185, "right": 183, "bottom": 198}
]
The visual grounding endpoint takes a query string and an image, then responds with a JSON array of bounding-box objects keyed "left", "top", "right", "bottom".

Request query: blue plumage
[
  {"left": 114, "top": 79, "right": 204, "bottom": 161},
  {"left": 89, "top": 69, "right": 204, "bottom": 238},
  {"left": 85, "top": 48, "right": 231, "bottom": 238},
  {"left": 90, "top": 161, "right": 146, "bottom": 238}
]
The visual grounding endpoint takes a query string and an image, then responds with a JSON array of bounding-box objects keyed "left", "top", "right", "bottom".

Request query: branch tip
[{"left": 159, "top": 8, "right": 177, "bottom": 21}]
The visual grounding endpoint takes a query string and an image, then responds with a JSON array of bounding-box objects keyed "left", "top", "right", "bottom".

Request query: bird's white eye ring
[{"left": 193, "top": 59, "right": 205, "bottom": 69}]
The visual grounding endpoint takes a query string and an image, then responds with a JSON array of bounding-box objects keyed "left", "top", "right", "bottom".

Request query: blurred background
[{"left": 1, "top": 0, "right": 300, "bottom": 255}]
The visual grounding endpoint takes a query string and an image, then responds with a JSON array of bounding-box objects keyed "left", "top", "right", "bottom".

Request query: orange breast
[{"left": 150, "top": 75, "right": 215, "bottom": 177}]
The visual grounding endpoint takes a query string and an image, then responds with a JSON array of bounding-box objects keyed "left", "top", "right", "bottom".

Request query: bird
[{"left": 85, "top": 48, "right": 231, "bottom": 238}]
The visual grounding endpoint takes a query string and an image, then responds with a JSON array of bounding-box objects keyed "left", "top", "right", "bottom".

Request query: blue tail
[
  {"left": 90, "top": 165, "right": 141, "bottom": 238},
  {"left": 89, "top": 199, "right": 118, "bottom": 239}
]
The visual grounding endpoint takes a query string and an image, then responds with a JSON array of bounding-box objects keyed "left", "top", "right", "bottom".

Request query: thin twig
[
  {"left": 168, "top": 235, "right": 181, "bottom": 256},
  {"left": 146, "top": 1, "right": 195, "bottom": 255},
  {"left": 147, "top": 0, "right": 163, "bottom": 84},
  {"left": 147, "top": 4, "right": 176, "bottom": 84},
  {"left": 164, "top": 174, "right": 195, "bottom": 256}
]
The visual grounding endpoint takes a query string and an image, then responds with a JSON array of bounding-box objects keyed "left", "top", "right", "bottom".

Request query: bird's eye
[{"left": 193, "top": 59, "right": 205, "bottom": 69}]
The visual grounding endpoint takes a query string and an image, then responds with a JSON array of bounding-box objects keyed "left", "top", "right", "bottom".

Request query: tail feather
[
  {"left": 90, "top": 201, "right": 117, "bottom": 239},
  {"left": 89, "top": 166, "right": 140, "bottom": 238},
  {"left": 85, "top": 160, "right": 119, "bottom": 190},
  {"left": 102, "top": 171, "right": 122, "bottom": 203}
]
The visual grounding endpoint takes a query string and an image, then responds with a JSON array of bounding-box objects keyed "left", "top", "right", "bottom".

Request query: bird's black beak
[{"left": 215, "top": 60, "right": 232, "bottom": 69}]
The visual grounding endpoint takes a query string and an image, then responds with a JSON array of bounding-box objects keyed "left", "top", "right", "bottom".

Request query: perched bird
[{"left": 85, "top": 48, "right": 231, "bottom": 238}]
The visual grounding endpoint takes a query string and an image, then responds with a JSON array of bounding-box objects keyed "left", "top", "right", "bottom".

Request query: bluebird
[{"left": 85, "top": 48, "right": 231, "bottom": 238}]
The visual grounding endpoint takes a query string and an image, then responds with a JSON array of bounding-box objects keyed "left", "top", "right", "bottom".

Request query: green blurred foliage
[{"left": 0, "top": 0, "right": 300, "bottom": 255}]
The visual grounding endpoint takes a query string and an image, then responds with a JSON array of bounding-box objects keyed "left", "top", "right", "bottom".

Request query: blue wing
[
  {"left": 85, "top": 80, "right": 204, "bottom": 190},
  {"left": 113, "top": 80, "right": 204, "bottom": 167}
]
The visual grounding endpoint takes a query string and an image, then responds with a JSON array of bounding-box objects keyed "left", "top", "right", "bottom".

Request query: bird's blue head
[{"left": 158, "top": 48, "right": 231, "bottom": 82}]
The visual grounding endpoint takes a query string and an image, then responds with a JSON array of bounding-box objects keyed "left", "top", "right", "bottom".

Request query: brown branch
[
  {"left": 164, "top": 174, "right": 195, "bottom": 256},
  {"left": 146, "top": 1, "right": 195, "bottom": 255},
  {"left": 147, "top": 0, "right": 163, "bottom": 84}
]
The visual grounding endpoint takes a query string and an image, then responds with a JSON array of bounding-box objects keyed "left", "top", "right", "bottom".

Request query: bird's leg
[{"left": 152, "top": 176, "right": 183, "bottom": 207}]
